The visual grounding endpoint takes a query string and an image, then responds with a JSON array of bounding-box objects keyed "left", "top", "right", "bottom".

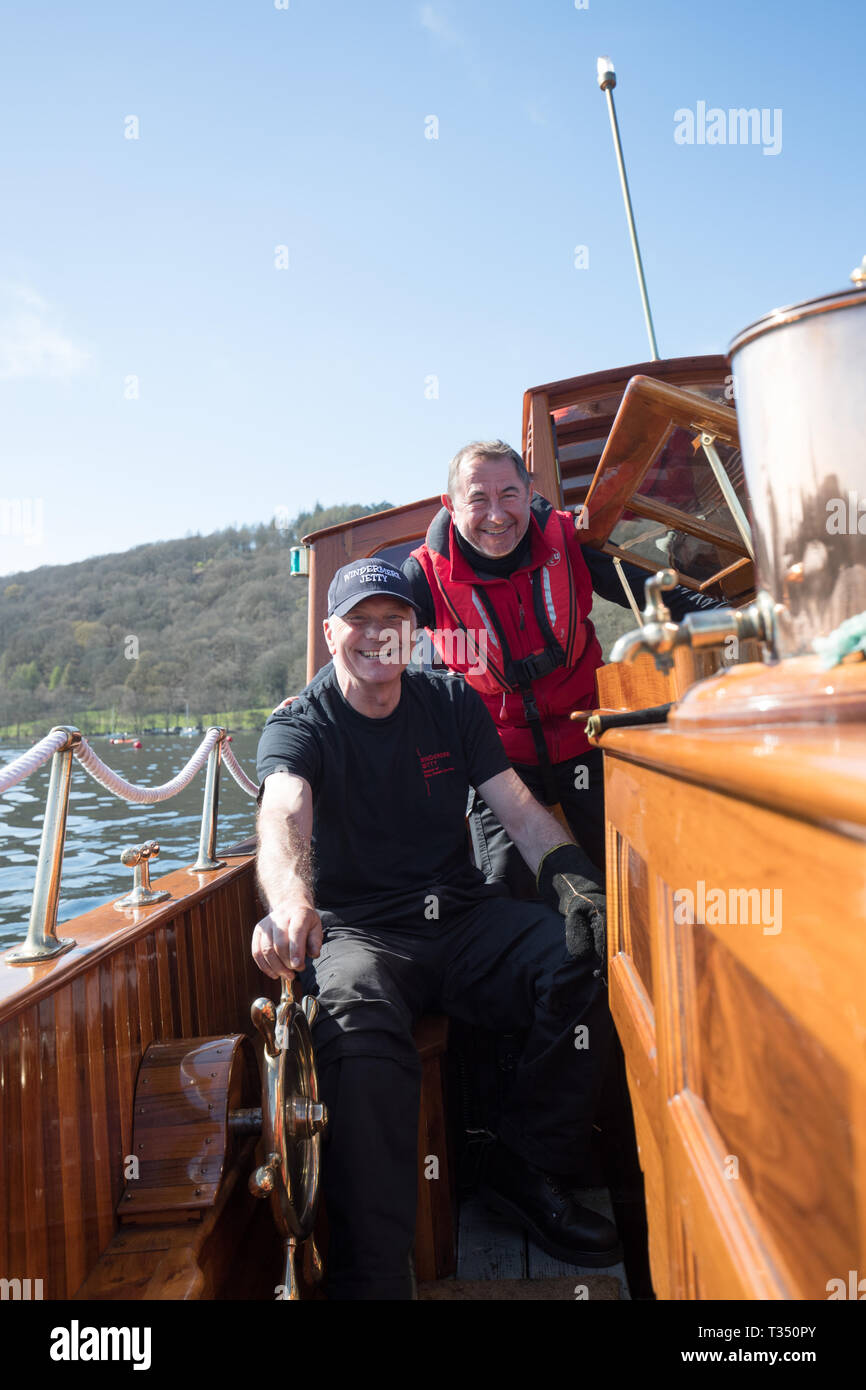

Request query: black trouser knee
[
  {"left": 318, "top": 1050, "right": 421, "bottom": 1301},
  {"left": 468, "top": 749, "right": 606, "bottom": 895}
]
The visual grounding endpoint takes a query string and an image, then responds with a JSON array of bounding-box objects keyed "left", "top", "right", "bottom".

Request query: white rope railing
[
  {"left": 0, "top": 728, "right": 70, "bottom": 794},
  {"left": 0, "top": 728, "right": 259, "bottom": 801},
  {"left": 73, "top": 729, "right": 221, "bottom": 802},
  {"left": 222, "top": 743, "right": 259, "bottom": 796},
  {"left": 3, "top": 724, "right": 260, "bottom": 965}
]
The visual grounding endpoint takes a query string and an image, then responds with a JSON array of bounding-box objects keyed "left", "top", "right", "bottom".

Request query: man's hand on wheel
[
  {"left": 536, "top": 843, "right": 607, "bottom": 970},
  {"left": 252, "top": 901, "right": 322, "bottom": 980}
]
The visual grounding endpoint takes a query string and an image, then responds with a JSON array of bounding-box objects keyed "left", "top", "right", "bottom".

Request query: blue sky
[{"left": 1, "top": 0, "right": 862, "bottom": 575}]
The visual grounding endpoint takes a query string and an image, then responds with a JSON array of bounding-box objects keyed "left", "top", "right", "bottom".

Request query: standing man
[
  {"left": 403, "top": 440, "right": 722, "bottom": 1299},
  {"left": 253, "top": 559, "right": 620, "bottom": 1299},
  {"left": 403, "top": 439, "right": 721, "bottom": 890}
]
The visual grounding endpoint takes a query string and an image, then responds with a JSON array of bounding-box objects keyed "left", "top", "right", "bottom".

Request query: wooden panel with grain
[
  {"left": 526, "top": 391, "right": 562, "bottom": 507},
  {"left": 0, "top": 856, "right": 272, "bottom": 1300},
  {"left": 607, "top": 826, "right": 667, "bottom": 1295},
  {"left": 75, "top": 1137, "right": 282, "bottom": 1302},
  {"left": 603, "top": 730, "right": 866, "bottom": 1300},
  {"left": 413, "top": 1015, "right": 456, "bottom": 1282},
  {"left": 690, "top": 924, "right": 856, "bottom": 1298},
  {"left": 119, "top": 1034, "right": 256, "bottom": 1222},
  {"left": 625, "top": 844, "right": 653, "bottom": 1005},
  {"left": 593, "top": 648, "right": 728, "bottom": 717}
]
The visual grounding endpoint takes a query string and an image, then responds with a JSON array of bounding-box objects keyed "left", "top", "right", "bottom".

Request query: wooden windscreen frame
[
  {"left": 522, "top": 355, "right": 731, "bottom": 512},
  {"left": 580, "top": 375, "right": 740, "bottom": 543},
  {"left": 577, "top": 375, "right": 752, "bottom": 599}
]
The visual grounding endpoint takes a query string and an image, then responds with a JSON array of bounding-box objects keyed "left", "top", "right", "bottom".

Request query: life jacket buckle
[{"left": 513, "top": 649, "right": 560, "bottom": 685}]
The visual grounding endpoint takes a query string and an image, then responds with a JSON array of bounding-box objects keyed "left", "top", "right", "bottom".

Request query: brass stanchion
[
  {"left": 193, "top": 728, "right": 226, "bottom": 871},
  {"left": 6, "top": 727, "right": 80, "bottom": 965}
]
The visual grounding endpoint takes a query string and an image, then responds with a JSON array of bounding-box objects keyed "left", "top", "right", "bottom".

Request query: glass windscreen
[
  {"left": 608, "top": 426, "right": 749, "bottom": 586},
  {"left": 625, "top": 427, "right": 746, "bottom": 533}
]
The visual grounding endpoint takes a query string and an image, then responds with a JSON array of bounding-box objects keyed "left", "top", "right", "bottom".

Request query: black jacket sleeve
[
  {"left": 401, "top": 554, "right": 436, "bottom": 629},
  {"left": 581, "top": 546, "right": 726, "bottom": 621}
]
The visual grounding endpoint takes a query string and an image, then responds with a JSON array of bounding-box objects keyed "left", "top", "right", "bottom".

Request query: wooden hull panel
[
  {"left": 604, "top": 725, "right": 866, "bottom": 1299},
  {"left": 0, "top": 859, "right": 268, "bottom": 1301}
]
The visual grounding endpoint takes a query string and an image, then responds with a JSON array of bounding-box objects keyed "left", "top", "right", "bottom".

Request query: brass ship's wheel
[{"left": 250, "top": 983, "right": 328, "bottom": 1299}]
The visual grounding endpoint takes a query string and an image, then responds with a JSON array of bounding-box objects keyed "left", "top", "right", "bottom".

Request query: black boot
[{"left": 478, "top": 1139, "right": 622, "bottom": 1267}]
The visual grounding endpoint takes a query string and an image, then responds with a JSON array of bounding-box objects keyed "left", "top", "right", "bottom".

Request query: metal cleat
[{"left": 115, "top": 841, "right": 172, "bottom": 908}]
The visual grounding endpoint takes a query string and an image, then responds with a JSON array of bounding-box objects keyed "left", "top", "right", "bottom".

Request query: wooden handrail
[
  {"left": 0, "top": 855, "right": 257, "bottom": 1023},
  {"left": 521, "top": 354, "right": 729, "bottom": 450}
]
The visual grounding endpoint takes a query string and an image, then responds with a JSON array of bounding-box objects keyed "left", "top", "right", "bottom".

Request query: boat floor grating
[{"left": 439, "top": 1187, "right": 629, "bottom": 1300}]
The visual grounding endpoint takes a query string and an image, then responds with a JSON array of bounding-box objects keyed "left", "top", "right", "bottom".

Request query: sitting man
[{"left": 253, "top": 558, "right": 620, "bottom": 1300}]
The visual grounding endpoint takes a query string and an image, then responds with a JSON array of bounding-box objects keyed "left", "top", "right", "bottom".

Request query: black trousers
[
  {"left": 468, "top": 749, "right": 606, "bottom": 897},
  {"left": 467, "top": 745, "right": 654, "bottom": 1297},
  {"left": 310, "top": 897, "right": 612, "bottom": 1300}
]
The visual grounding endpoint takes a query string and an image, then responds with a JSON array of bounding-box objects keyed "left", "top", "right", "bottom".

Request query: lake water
[{"left": 0, "top": 731, "right": 262, "bottom": 949}]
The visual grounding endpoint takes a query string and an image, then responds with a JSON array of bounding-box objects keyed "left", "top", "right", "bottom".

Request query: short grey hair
[{"left": 447, "top": 439, "right": 530, "bottom": 499}]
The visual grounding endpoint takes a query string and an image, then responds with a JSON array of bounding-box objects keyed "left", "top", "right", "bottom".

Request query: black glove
[{"left": 536, "top": 842, "right": 607, "bottom": 971}]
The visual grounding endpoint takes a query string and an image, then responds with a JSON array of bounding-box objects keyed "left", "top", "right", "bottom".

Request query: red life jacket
[{"left": 410, "top": 498, "right": 603, "bottom": 771}]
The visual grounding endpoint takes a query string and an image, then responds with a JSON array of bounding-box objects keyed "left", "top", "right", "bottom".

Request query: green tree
[{"left": 9, "top": 661, "right": 40, "bottom": 692}]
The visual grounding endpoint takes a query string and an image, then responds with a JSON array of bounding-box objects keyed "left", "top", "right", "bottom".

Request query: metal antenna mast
[{"left": 597, "top": 56, "right": 660, "bottom": 361}]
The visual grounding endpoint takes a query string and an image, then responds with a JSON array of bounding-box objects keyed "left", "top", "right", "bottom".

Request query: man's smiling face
[
  {"left": 323, "top": 594, "right": 415, "bottom": 687},
  {"left": 444, "top": 454, "right": 533, "bottom": 558}
]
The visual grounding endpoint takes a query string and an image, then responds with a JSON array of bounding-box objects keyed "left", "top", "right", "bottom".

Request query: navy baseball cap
[{"left": 326, "top": 559, "right": 420, "bottom": 619}]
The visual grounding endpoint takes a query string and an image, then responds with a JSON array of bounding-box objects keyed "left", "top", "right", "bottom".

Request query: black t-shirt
[{"left": 256, "top": 664, "right": 510, "bottom": 929}]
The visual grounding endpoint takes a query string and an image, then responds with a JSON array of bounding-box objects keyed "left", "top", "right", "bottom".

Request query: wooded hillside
[
  {"left": 0, "top": 503, "right": 390, "bottom": 735},
  {"left": 0, "top": 501, "right": 635, "bottom": 737}
]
